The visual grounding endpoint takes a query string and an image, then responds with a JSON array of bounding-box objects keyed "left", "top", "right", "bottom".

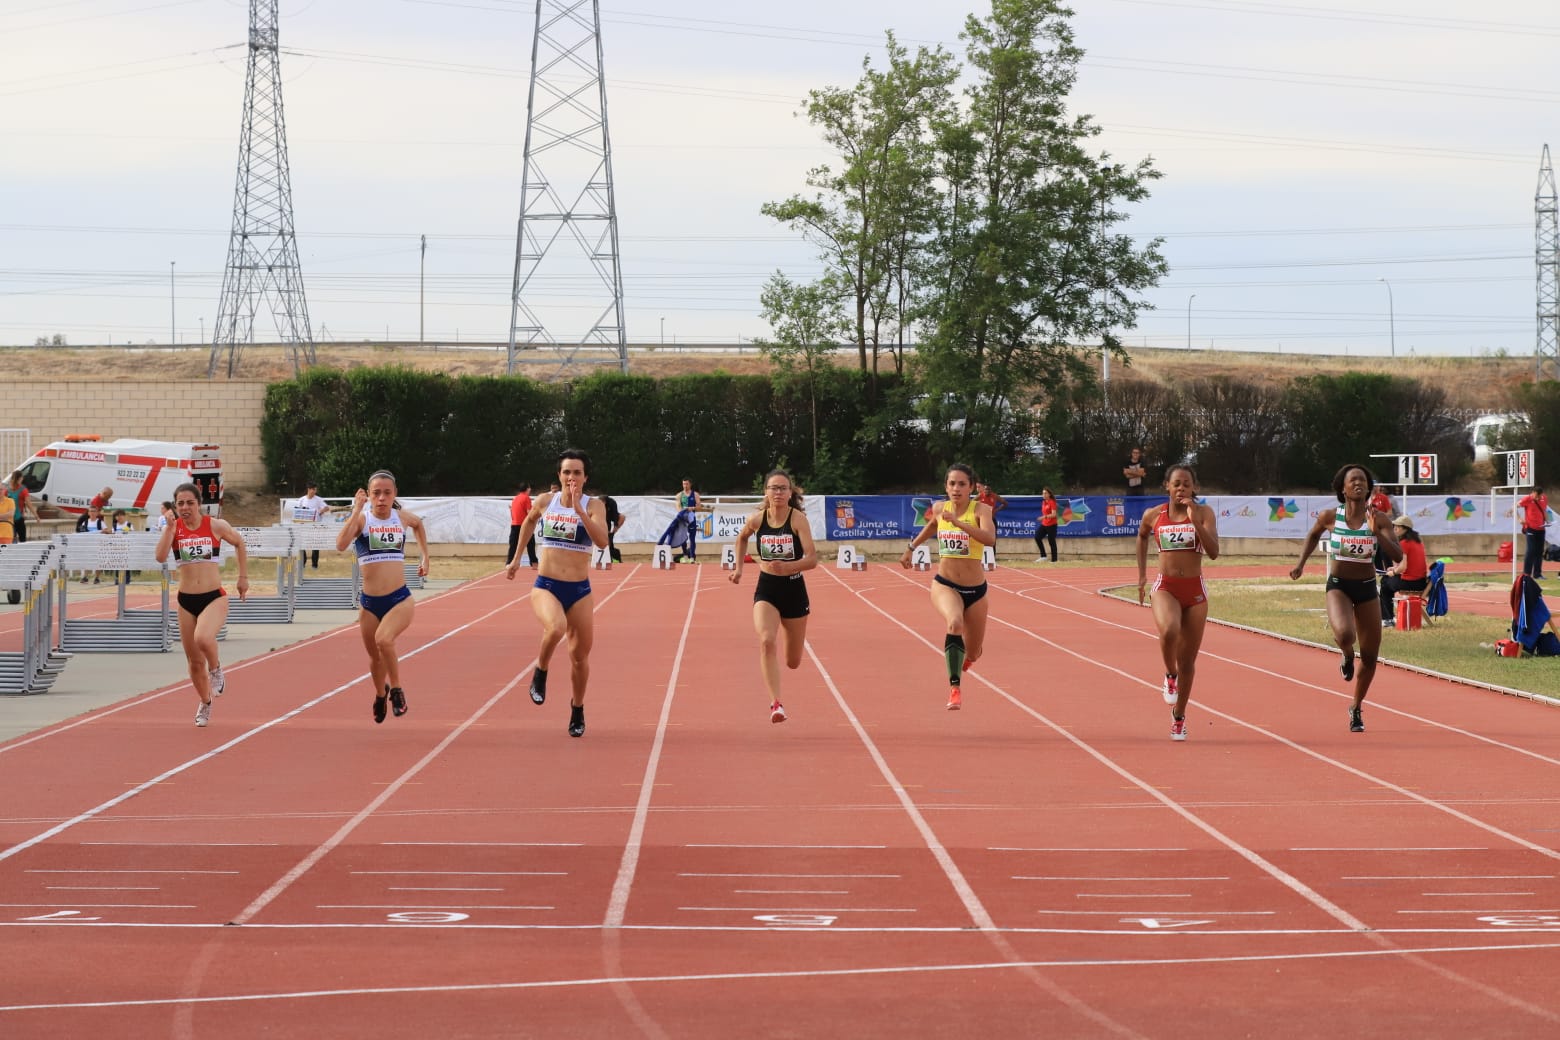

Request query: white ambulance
[{"left": 12, "top": 436, "right": 223, "bottom": 516}]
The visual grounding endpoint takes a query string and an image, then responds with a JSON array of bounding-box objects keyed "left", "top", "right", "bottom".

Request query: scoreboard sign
[
  {"left": 1394, "top": 453, "right": 1438, "bottom": 487},
  {"left": 1507, "top": 449, "right": 1535, "bottom": 488}
]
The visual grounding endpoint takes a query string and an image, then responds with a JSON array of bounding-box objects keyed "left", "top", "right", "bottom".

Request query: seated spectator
[{"left": 1380, "top": 515, "right": 1428, "bottom": 626}]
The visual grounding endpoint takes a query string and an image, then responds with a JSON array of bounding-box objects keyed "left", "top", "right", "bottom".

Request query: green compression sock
[{"left": 944, "top": 634, "right": 966, "bottom": 685}]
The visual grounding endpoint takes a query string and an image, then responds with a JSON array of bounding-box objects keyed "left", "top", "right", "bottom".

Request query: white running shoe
[
  {"left": 1170, "top": 715, "right": 1187, "bottom": 741},
  {"left": 210, "top": 667, "right": 225, "bottom": 697},
  {"left": 1161, "top": 674, "right": 1178, "bottom": 705},
  {"left": 195, "top": 700, "right": 211, "bottom": 727}
]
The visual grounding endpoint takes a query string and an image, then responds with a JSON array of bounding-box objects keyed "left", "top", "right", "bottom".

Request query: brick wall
[{"left": 5, "top": 380, "right": 269, "bottom": 487}]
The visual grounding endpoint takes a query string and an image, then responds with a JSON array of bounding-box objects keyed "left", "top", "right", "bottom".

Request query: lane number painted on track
[
  {"left": 387, "top": 911, "right": 470, "bottom": 924},
  {"left": 1120, "top": 918, "right": 1214, "bottom": 929},
  {"left": 1478, "top": 915, "right": 1560, "bottom": 928},
  {"left": 754, "top": 914, "right": 838, "bottom": 928},
  {"left": 19, "top": 910, "right": 102, "bottom": 922}
]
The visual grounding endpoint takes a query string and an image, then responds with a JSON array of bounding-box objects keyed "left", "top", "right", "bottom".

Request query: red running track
[{"left": 4, "top": 563, "right": 1560, "bottom": 1037}]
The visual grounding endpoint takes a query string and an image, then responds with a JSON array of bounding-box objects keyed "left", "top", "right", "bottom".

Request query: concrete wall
[{"left": 3, "top": 380, "right": 268, "bottom": 487}]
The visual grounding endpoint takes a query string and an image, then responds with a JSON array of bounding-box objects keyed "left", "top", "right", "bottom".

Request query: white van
[
  {"left": 1467, "top": 414, "right": 1520, "bottom": 465},
  {"left": 12, "top": 437, "right": 223, "bottom": 516}
]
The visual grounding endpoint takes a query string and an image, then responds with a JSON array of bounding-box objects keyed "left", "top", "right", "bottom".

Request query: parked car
[{"left": 1467, "top": 413, "right": 1520, "bottom": 464}]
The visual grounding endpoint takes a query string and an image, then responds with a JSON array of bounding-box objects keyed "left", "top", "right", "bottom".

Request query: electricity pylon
[{"left": 1538, "top": 144, "right": 1559, "bottom": 381}]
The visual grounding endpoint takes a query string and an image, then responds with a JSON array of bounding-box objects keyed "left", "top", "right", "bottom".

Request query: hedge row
[{"left": 260, "top": 367, "right": 1486, "bottom": 496}]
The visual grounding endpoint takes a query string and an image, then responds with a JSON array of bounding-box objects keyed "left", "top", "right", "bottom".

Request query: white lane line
[
  {"left": 0, "top": 902, "right": 195, "bottom": 909},
  {"left": 350, "top": 871, "right": 565, "bottom": 877},
  {"left": 846, "top": 569, "right": 1368, "bottom": 934},
  {"left": 1015, "top": 876, "right": 1230, "bottom": 881},
  {"left": 1037, "top": 909, "right": 1276, "bottom": 916},
  {"left": 992, "top": 848, "right": 1185, "bottom": 854},
  {"left": 45, "top": 886, "right": 160, "bottom": 892},
  {"left": 804, "top": 641, "right": 997, "bottom": 932},
  {"left": 684, "top": 843, "right": 888, "bottom": 850},
  {"left": 0, "top": 573, "right": 508, "bottom": 757},
  {"left": 1400, "top": 907, "right": 1560, "bottom": 914},
  {"left": 233, "top": 571, "right": 644, "bottom": 927},
  {"left": 734, "top": 889, "right": 849, "bottom": 895},
  {"left": 1294, "top": 847, "right": 1488, "bottom": 852},
  {"left": 82, "top": 842, "right": 279, "bottom": 847},
  {"left": 0, "top": 594, "right": 527, "bottom": 868},
  {"left": 17, "top": 940, "right": 1560, "bottom": 1013},
  {"left": 387, "top": 887, "right": 503, "bottom": 893},
  {"left": 315, "top": 904, "right": 553, "bottom": 911},
  {"left": 379, "top": 842, "right": 583, "bottom": 847},
  {"left": 1347, "top": 875, "right": 1553, "bottom": 880},
  {"left": 1076, "top": 894, "right": 1192, "bottom": 899},
  {"left": 26, "top": 869, "right": 240, "bottom": 875},
  {"left": 602, "top": 564, "right": 702, "bottom": 929},
  {"left": 678, "top": 872, "right": 900, "bottom": 879},
  {"left": 1423, "top": 892, "right": 1535, "bottom": 897},
  {"left": 678, "top": 906, "right": 918, "bottom": 913}
]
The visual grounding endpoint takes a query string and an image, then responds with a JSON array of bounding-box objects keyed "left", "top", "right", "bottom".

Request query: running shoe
[
  {"left": 195, "top": 700, "right": 211, "bottom": 728},
  {"left": 1162, "top": 674, "right": 1178, "bottom": 705},
  {"left": 1339, "top": 651, "right": 1355, "bottom": 683},
  {"left": 209, "top": 666, "right": 225, "bottom": 697},
  {"left": 770, "top": 700, "right": 787, "bottom": 724},
  {"left": 389, "top": 686, "right": 408, "bottom": 717},
  {"left": 1350, "top": 707, "right": 1365, "bottom": 733},
  {"left": 947, "top": 687, "right": 962, "bottom": 711},
  {"left": 568, "top": 704, "right": 585, "bottom": 738},
  {"left": 1170, "top": 715, "right": 1187, "bottom": 741},
  {"left": 373, "top": 694, "right": 388, "bottom": 725},
  {"left": 529, "top": 667, "right": 547, "bottom": 706}
]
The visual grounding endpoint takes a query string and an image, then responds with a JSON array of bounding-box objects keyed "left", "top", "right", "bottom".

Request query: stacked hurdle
[
  {"left": 0, "top": 542, "right": 71, "bottom": 695},
  {"left": 293, "top": 524, "right": 361, "bottom": 609},
  {"left": 224, "top": 526, "right": 299, "bottom": 624},
  {"left": 55, "top": 532, "right": 197, "bottom": 653}
]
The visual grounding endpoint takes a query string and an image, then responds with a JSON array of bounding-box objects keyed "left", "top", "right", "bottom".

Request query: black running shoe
[
  {"left": 1349, "top": 707, "right": 1364, "bottom": 733},
  {"left": 1340, "top": 652, "right": 1355, "bottom": 683},
  {"left": 389, "top": 686, "right": 408, "bottom": 717},
  {"left": 529, "top": 667, "right": 547, "bottom": 706},
  {"left": 373, "top": 694, "right": 388, "bottom": 724},
  {"left": 568, "top": 704, "right": 584, "bottom": 738}
]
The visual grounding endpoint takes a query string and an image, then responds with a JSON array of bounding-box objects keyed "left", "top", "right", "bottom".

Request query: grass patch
[{"left": 1105, "top": 577, "right": 1560, "bottom": 701}]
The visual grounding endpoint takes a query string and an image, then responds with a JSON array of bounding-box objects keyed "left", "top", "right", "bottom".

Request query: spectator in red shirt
[
  {"left": 1380, "top": 516, "right": 1428, "bottom": 625},
  {"left": 90, "top": 485, "right": 113, "bottom": 511},
  {"left": 1519, "top": 486, "right": 1549, "bottom": 580},
  {"left": 507, "top": 482, "right": 535, "bottom": 569},
  {"left": 1034, "top": 487, "right": 1058, "bottom": 562}
]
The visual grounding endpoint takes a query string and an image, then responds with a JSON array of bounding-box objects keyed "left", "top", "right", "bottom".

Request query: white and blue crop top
[
  {"left": 537, "top": 494, "right": 593, "bottom": 554},
  {"left": 1325, "top": 506, "right": 1376, "bottom": 563},
  {"left": 354, "top": 509, "right": 407, "bottom": 564}
]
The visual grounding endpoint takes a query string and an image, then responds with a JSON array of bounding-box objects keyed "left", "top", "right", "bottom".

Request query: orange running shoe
[{"left": 947, "top": 687, "right": 962, "bottom": 710}]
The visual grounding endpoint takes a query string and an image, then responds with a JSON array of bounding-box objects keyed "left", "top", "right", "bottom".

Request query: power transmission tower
[
  {"left": 209, "top": 0, "right": 315, "bottom": 379},
  {"left": 1538, "top": 144, "right": 1560, "bottom": 381},
  {"left": 507, "top": 0, "right": 627, "bottom": 377}
]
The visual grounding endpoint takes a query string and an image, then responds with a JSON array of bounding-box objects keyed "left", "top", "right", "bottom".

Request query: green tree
[
  {"left": 762, "top": 33, "right": 957, "bottom": 388},
  {"left": 918, "top": 0, "right": 1167, "bottom": 472},
  {"left": 756, "top": 272, "right": 850, "bottom": 461}
]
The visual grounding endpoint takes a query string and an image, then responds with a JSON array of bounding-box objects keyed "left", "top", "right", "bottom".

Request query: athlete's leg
[
  {"left": 358, "top": 608, "right": 388, "bottom": 697},
  {"left": 962, "top": 596, "right": 990, "bottom": 668},
  {"left": 179, "top": 608, "right": 214, "bottom": 704},
  {"left": 373, "top": 596, "right": 417, "bottom": 691},
  {"left": 931, "top": 582, "right": 967, "bottom": 683},
  {"left": 1150, "top": 589, "right": 1185, "bottom": 678},
  {"left": 530, "top": 586, "right": 569, "bottom": 671},
  {"left": 1325, "top": 587, "right": 1359, "bottom": 678},
  {"left": 780, "top": 615, "right": 808, "bottom": 670},
  {"left": 1172, "top": 600, "right": 1210, "bottom": 715},
  {"left": 1350, "top": 594, "right": 1385, "bottom": 710},
  {"left": 753, "top": 600, "right": 783, "bottom": 704},
  {"left": 563, "top": 594, "right": 596, "bottom": 707}
]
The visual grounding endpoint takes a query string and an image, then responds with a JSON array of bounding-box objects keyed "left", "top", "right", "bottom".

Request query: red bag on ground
[{"left": 1498, "top": 541, "right": 1514, "bottom": 563}]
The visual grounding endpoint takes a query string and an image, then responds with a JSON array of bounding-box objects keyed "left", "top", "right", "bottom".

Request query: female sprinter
[
  {"left": 899, "top": 464, "right": 996, "bottom": 710},
  {"left": 1135, "top": 463, "right": 1220, "bottom": 741},
  {"left": 1290, "top": 463, "right": 1402, "bottom": 733},
  {"left": 155, "top": 482, "right": 250, "bottom": 727},
  {"left": 728, "top": 468, "right": 818, "bottom": 723},
  {"left": 335, "top": 470, "right": 431, "bottom": 724},
  {"left": 505, "top": 449, "right": 610, "bottom": 738}
]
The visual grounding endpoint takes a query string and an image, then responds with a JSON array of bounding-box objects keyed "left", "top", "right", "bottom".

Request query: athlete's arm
[
  {"left": 215, "top": 519, "right": 250, "bottom": 601},
  {"left": 1289, "top": 513, "right": 1330, "bottom": 580},
  {"left": 1192, "top": 503, "right": 1220, "bottom": 561},
  {"left": 506, "top": 496, "right": 548, "bottom": 579},
  {"left": 1373, "top": 512, "right": 1403, "bottom": 566},
  {"left": 153, "top": 516, "right": 177, "bottom": 563},
  {"left": 900, "top": 515, "right": 939, "bottom": 569},
  {"left": 579, "top": 498, "right": 610, "bottom": 549},
  {"left": 335, "top": 490, "right": 368, "bottom": 552},
  {"left": 402, "top": 508, "right": 432, "bottom": 578},
  {"left": 729, "top": 511, "right": 760, "bottom": 584},
  {"left": 784, "top": 510, "right": 819, "bottom": 576},
  {"left": 1135, "top": 506, "right": 1158, "bottom": 604}
]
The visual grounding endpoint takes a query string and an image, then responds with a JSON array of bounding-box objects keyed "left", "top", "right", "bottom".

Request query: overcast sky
[{"left": 2, "top": 0, "right": 1555, "bottom": 360}]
